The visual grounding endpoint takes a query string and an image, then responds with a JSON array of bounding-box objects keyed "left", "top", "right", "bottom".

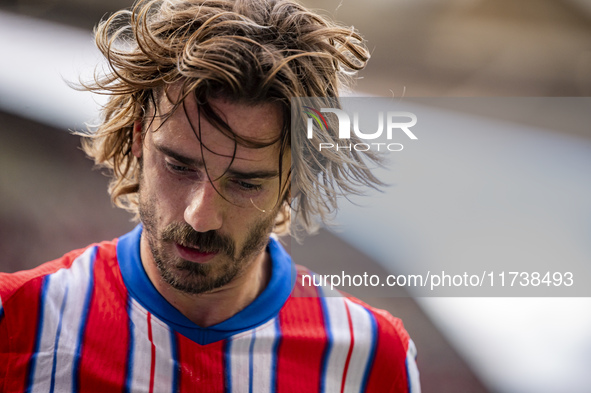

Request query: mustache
[{"left": 161, "top": 223, "right": 235, "bottom": 256}]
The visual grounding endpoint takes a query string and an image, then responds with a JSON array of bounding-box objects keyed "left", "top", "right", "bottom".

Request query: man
[{"left": 0, "top": 0, "right": 420, "bottom": 391}]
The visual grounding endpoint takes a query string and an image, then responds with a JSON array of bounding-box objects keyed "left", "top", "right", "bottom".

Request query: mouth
[{"left": 175, "top": 243, "right": 218, "bottom": 263}]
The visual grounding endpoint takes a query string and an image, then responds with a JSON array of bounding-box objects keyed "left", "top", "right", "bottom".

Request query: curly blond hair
[{"left": 81, "top": 0, "right": 381, "bottom": 237}]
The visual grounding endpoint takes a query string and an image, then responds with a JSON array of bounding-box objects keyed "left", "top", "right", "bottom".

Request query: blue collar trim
[{"left": 117, "top": 224, "right": 294, "bottom": 345}]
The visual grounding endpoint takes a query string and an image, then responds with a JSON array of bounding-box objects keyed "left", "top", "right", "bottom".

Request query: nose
[{"left": 184, "top": 180, "right": 224, "bottom": 233}]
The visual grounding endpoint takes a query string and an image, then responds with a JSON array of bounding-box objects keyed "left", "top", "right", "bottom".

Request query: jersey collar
[{"left": 117, "top": 224, "right": 294, "bottom": 345}]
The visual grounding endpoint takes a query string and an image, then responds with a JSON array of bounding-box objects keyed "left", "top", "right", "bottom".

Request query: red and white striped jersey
[{"left": 0, "top": 225, "right": 420, "bottom": 392}]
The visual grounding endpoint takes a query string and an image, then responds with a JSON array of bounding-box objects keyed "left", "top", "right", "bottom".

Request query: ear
[{"left": 131, "top": 120, "right": 143, "bottom": 158}]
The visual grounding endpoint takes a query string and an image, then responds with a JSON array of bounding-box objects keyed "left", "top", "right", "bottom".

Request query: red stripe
[
  {"left": 78, "top": 241, "right": 131, "bottom": 392},
  {"left": 352, "top": 301, "right": 410, "bottom": 392},
  {"left": 0, "top": 276, "right": 43, "bottom": 392},
  {"left": 275, "top": 273, "right": 327, "bottom": 393},
  {"left": 147, "top": 313, "right": 156, "bottom": 393},
  {"left": 176, "top": 333, "right": 226, "bottom": 392},
  {"left": 340, "top": 301, "right": 355, "bottom": 393}
]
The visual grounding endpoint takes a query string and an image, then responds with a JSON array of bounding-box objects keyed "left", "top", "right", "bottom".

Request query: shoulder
[
  {"left": 283, "top": 265, "right": 420, "bottom": 392},
  {"left": 291, "top": 265, "right": 410, "bottom": 343},
  {"left": 0, "top": 239, "right": 118, "bottom": 308}
]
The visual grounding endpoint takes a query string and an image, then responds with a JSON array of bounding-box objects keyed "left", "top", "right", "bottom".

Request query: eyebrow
[{"left": 154, "top": 143, "right": 280, "bottom": 180}]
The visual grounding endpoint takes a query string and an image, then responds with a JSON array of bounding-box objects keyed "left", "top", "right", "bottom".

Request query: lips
[{"left": 175, "top": 243, "right": 218, "bottom": 263}]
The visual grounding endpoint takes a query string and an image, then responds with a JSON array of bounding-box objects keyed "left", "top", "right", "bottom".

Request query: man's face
[{"left": 132, "top": 93, "right": 288, "bottom": 295}]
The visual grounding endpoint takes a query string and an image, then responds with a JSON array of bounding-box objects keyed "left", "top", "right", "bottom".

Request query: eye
[
  {"left": 234, "top": 180, "right": 263, "bottom": 192},
  {"left": 165, "top": 161, "right": 192, "bottom": 173}
]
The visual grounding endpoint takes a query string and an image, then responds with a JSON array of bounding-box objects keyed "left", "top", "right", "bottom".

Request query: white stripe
[
  {"left": 150, "top": 314, "right": 174, "bottom": 392},
  {"left": 251, "top": 319, "right": 278, "bottom": 392},
  {"left": 228, "top": 318, "right": 277, "bottom": 393},
  {"left": 30, "top": 274, "right": 67, "bottom": 393},
  {"left": 128, "top": 299, "right": 153, "bottom": 392},
  {"left": 229, "top": 329, "right": 253, "bottom": 393},
  {"left": 320, "top": 296, "right": 351, "bottom": 393},
  {"left": 52, "top": 248, "right": 95, "bottom": 392},
  {"left": 342, "top": 299, "right": 374, "bottom": 393},
  {"left": 31, "top": 247, "right": 94, "bottom": 393},
  {"left": 0, "top": 293, "right": 3, "bottom": 315},
  {"left": 406, "top": 339, "right": 421, "bottom": 393}
]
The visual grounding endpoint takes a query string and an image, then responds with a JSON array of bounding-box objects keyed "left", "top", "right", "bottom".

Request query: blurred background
[{"left": 1, "top": 0, "right": 590, "bottom": 392}]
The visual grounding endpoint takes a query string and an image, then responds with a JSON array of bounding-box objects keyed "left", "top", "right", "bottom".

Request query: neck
[{"left": 139, "top": 235, "right": 271, "bottom": 328}]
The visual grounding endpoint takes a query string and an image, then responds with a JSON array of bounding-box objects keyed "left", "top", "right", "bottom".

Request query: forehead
[
  {"left": 156, "top": 87, "right": 283, "bottom": 142},
  {"left": 149, "top": 90, "right": 286, "bottom": 164}
]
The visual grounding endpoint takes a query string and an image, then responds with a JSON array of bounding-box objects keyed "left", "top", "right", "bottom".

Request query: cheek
[
  {"left": 141, "top": 157, "right": 187, "bottom": 217},
  {"left": 229, "top": 207, "right": 275, "bottom": 240}
]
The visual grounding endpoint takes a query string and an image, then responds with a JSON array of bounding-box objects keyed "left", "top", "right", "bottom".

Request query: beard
[{"left": 138, "top": 190, "right": 277, "bottom": 296}]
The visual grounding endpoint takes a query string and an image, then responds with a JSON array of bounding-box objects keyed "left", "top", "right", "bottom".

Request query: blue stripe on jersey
[
  {"left": 405, "top": 357, "right": 412, "bottom": 393},
  {"left": 26, "top": 275, "right": 49, "bottom": 392},
  {"left": 72, "top": 246, "right": 96, "bottom": 393},
  {"left": 224, "top": 339, "right": 232, "bottom": 393},
  {"left": 49, "top": 284, "right": 69, "bottom": 393},
  {"left": 0, "top": 297, "right": 4, "bottom": 324},
  {"left": 360, "top": 307, "right": 378, "bottom": 393},
  {"left": 248, "top": 330, "right": 256, "bottom": 393},
  {"left": 124, "top": 296, "right": 134, "bottom": 393},
  {"left": 270, "top": 318, "right": 281, "bottom": 393},
  {"left": 169, "top": 331, "right": 180, "bottom": 392},
  {"left": 318, "top": 296, "right": 333, "bottom": 393}
]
